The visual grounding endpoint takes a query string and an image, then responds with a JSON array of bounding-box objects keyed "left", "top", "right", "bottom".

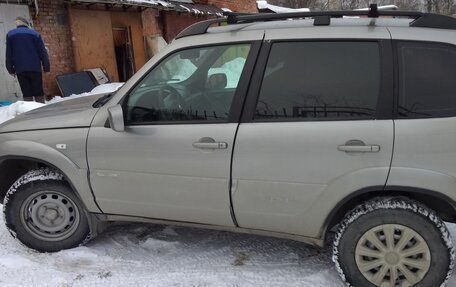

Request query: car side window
[
  {"left": 254, "top": 42, "right": 380, "bottom": 121},
  {"left": 397, "top": 42, "right": 456, "bottom": 118},
  {"left": 125, "top": 44, "right": 251, "bottom": 124}
]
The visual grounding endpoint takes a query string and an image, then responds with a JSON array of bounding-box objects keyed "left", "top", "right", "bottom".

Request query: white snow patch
[
  {"left": 0, "top": 101, "right": 45, "bottom": 124},
  {"left": 124, "top": 0, "right": 173, "bottom": 7},
  {"left": 208, "top": 57, "right": 246, "bottom": 88},
  {"left": 257, "top": 0, "right": 310, "bottom": 13},
  {"left": 3, "top": 168, "right": 64, "bottom": 208},
  {"left": 48, "top": 82, "right": 124, "bottom": 104}
]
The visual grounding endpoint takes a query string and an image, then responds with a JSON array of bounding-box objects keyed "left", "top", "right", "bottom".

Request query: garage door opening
[{"left": 113, "top": 27, "right": 135, "bottom": 82}]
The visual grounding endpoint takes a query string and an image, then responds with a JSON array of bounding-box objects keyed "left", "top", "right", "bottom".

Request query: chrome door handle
[
  {"left": 338, "top": 140, "right": 380, "bottom": 153},
  {"left": 337, "top": 145, "right": 380, "bottom": 152},
  {"left": 193, "top": 137, "right": 228, "bottom": 150}
]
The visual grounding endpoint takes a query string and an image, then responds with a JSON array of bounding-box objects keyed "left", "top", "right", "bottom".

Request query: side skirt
[{"left": 94, "top": 213, "right": 324, "bottom": 247}]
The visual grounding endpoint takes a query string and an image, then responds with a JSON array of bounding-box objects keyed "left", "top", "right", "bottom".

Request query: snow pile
[
  {"left": 0, "top": 83, "right": 123, "bottom": 125},
  {"left": 124, "top": 0, "right": 173, "bottom": 8},
  {"left": 0, "top": 101, "right": 45, "bottom": 124}
]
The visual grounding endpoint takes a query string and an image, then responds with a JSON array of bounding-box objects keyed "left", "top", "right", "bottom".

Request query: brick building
[{"left": 1, "top": 0, "right": 257, "bottom": 99}]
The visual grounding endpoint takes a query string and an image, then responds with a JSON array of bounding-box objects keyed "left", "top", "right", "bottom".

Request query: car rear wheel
[
  {"left": 333, "top": 197, "right": 454, "bottom": 287},
  {"left": 3, "top": 168, "right": 91, "bottom": 252}
]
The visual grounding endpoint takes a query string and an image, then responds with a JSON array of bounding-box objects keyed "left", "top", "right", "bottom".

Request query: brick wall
[
  {"left": 193, "top": 0, "right": 257, "bottom": 12},
  {"left": 162, "top": 0, "right": 257, "bottom": 42},
  {"left": 162, "top": 12, "right": 207, "bottom": 43},
  {"left": 30, "top": 0, "right": 74, "bottom": 97}
]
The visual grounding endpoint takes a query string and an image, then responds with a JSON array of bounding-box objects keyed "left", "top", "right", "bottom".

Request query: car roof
[{"left": 207, "top": 17, "right": 413, "bottom": 33}]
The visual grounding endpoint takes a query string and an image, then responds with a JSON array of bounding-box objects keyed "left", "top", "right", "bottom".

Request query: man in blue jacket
[{"left": 5, "top": 17, "right": 50, "bottom": 103}]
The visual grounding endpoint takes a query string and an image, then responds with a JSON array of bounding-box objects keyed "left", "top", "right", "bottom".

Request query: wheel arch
[
  {"left": 1, "top": 156, "right": 75, "bottom": 201},
  {"left": 0, "top": 155, "right": 101, "bottom": 213},
  {"left": 322, "top": 186, "right": 456, "bottom": 243}
]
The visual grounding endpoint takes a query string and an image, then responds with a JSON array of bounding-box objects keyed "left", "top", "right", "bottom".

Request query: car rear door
[{"left": 232, "top": 27, "right": 395, "bottom": 238}]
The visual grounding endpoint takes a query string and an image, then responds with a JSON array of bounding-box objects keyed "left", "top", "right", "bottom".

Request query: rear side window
[
  {"left": 397, "top": 42, "right": 456, "bottom": 118},
  {"left": 254, "top": 42, "right": 380, "bottom": 121}
]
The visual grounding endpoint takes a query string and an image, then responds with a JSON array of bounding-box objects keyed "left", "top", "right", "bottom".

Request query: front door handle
[
  {"left": 193, "top": 137, "right": 228, "bottom": 150},
  {"left": 338, "top": 140, "right": 380, "bottom": 153}
]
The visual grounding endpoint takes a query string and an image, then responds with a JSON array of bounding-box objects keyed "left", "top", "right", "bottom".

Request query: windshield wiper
[{"left": 93, "top": 93, "right": 114, "bottom": 108}]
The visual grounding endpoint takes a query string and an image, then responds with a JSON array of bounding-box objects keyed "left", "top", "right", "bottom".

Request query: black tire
[
  {"left": 3, "top": 168, "right": 91, "bottom": 252},
  {"left": 332, "top": 197, "right": 454, "bottom": 287}
]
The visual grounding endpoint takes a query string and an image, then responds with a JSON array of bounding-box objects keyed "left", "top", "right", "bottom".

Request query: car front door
[
  {"left": 232, "top": 29, "right": 395, "bottom": 238},
  {"left": 87, "top": 42, "right": 258, "bottom": 226}
]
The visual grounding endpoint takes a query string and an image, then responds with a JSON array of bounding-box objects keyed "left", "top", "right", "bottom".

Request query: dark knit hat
[{"left": 15, "top": 17, "right": 29, "bottom": 27}]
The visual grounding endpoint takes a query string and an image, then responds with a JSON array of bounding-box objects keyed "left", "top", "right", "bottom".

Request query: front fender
[{"left": 0, "top": 135, "right": 101, "bottom": 213}]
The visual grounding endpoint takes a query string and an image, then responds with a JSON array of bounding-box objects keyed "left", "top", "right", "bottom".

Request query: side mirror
[{"left": 108, "top": 105, "right": 125, "bottom": 132}]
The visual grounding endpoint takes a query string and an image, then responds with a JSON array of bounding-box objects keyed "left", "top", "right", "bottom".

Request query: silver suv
[{"left": 1, "top": 5, "right": 455, "bottom": 286}]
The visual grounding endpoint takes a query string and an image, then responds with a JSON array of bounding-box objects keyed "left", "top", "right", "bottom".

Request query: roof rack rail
[{"left": 175, "top": 4, "right": 456, "bottom": 40}]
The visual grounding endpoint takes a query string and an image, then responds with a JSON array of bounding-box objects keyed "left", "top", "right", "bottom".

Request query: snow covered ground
[{"left": 0, "top": 207, "right": 455, "bottom": 287}]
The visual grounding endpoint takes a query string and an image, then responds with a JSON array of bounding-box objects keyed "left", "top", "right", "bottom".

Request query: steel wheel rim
[
  {"left": 20, "top": 191, "right": 80, "bottom": 241},
  {"left": 355, "top": 224, "right": 431, "bottom": 287}
]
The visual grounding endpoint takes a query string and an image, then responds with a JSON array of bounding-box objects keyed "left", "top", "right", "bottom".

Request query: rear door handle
[
  {"left": 193, "top": 137, "right": 228, "bottom": 150},
  {"left": 338, "top": 140, "right": 380, "bottom": 153}
]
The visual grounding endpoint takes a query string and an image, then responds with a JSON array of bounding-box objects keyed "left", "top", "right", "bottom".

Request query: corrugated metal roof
[
  {"left": 66, "top": 0, "right": 224, "bottom": 16},
  {"left": 170, "top": 1, "right": 224, "bottom": 16}
]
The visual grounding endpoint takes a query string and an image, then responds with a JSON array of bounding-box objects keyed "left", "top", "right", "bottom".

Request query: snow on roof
[
  {"left": 256, "top": 0, "right": 310, "bottom": 13},
  {"left": 68, "top": 0, "right": 224, "bottom": 16},
  {"left": 355, "top": 5, "right": 399, "bottom": 11},
  {"left": 119, "top": 0, "right": 174, "bottom": 7}
]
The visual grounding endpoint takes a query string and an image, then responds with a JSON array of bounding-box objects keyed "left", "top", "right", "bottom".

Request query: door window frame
[
  {"left": 241, "top": 39, "right": 394, "bottom": 123},
  {"left": 393, "top": 40, "right": 456, "bottom": 119},
  {"left": 119, "top": 41, "right": 263, "bottom": 126}
]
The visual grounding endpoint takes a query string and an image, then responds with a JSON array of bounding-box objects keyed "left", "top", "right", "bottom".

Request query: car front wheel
[
  {"left": 3, "top": 168, "right": 91, "bottom": 252},
  {"left": 333, "top": 197, "right": 454, "bottom": 287}
]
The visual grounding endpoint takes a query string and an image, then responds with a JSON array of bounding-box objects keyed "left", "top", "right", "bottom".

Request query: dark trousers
[{"left": 17, "top": 71, "right": 45, "bottom": 103}]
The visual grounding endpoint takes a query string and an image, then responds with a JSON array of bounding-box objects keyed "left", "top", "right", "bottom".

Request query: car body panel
[
  {"left": 388, "top": 26, "right": 456, "bottom": 45},
  {"left": 388, "top": 118, "right": 456, "bottom": 201},
  {"left": 232, "top": 121, "right": 394, "bottom": 237},
  {"left": 264, "top": 25, "right": 391, "bottom": 40},
  {"left": 0, "top": 129, "right": 101, "bottom": 212},
  {"left": 0, "top": 95, "right": 103, "bottom": 133},
  {"left": 87, "top": 124, "right": 237, "bottom": 226}
]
